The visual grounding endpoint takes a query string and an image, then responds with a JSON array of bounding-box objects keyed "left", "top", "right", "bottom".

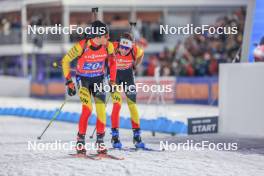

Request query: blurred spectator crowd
[
  {"left": 139, "top": 8, "right": 246, "bottom": 77},
  {"left": 0, "top": 8, "right": 247, "bottom": 78}
]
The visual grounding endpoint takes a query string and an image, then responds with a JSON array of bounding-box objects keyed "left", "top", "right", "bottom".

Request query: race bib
[{"left": 83, "top": 62, "right": 103, "bottom": 71}]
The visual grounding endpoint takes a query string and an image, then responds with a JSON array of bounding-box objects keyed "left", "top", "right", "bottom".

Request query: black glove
[
  {"left": 66, "top": 79, "right": 76, "bottom": 96},
  {"left": 132, "top": 63, "right": 137, "bottom": 70}
]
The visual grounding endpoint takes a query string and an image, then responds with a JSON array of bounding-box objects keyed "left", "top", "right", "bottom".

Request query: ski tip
[
  {"left": 68, "top": 153, "right": 101, "bottom": 160},
  {"left": 132, "top": 147, "right": 164, "bottom": 152},
  {"left": 90, "top": 153, "right": 125, "bottom": 160}
]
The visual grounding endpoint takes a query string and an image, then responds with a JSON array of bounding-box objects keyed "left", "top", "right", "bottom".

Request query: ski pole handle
[
  {"left": 129, "top": 22, "right": 137, "bottom": 28},
  {"left": 52, "top": 61, "right": 76, "bottom": 72},
  {"left": 92, "top": 7, "right": 99, "bottom": 21}
]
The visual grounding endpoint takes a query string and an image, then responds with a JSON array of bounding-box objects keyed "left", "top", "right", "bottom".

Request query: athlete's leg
[
  {"left": 94, "top": 93, "right": 106, "bottom": 134},
  {"left": 78, "top": 87, "right": 93, "bottom": 135},
  {"left": 91, "top": 78, "right": 107, "bottom": 153},
  {"left": 109, "top": 72, "right": 123, "bottom": 148},
  {"left": 110, "top": 90, "right": 122, "bottom": 128},
  {"left": 127, "top": 92, "right": 140, "bottom": 128},
  {"left": 76, "top": 78, "right": 93, "bottom": 154},
  {"left": 124, "top": 69, "right": 145, "bottom": 148},
  {"left": 126, "top": 93, "right": 145, "bottom": 148},
  {"left": 110, "top": 72, "right": 122, "bottom": 128},
  {"left": 124, "top": 71, "right": 140, "bottom": 129},
  {"left": 110, "top": 90, "right": 123, "bottom": 148}
]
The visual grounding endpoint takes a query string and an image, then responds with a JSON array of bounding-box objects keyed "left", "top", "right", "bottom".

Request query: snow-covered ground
[{"left": 1, "top": 116, "right": 264, "bottom": 176}]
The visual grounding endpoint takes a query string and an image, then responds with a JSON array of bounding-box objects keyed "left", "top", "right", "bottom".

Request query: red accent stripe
[
  {"left": 131, "top": 119, "right": 140, "bottom": 129},
  {"left": 66, "top": 73, "right": 71, "bottom": 80},
  {"left": 78, "top": 105, "right": 92, "bottom": 135},
  {"left": 108, "top": 54, "right": 117, "bottom": 82},
  {"left": 111, "top": 103, "right": 121, "bottom": 128},
  {"left": 96, "top": 118, "right": 106, "bottom": 134}
]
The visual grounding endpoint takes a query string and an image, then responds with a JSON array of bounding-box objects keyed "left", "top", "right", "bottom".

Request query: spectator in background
[
  {"left": 2, "top": 18, "right": 10, "bottom": 35},
  {"left": 11, "top": 16, "right": 21, "bottom": 29},
  {"left": 30, "top": 14, "right": 43, "bottom": 26},
  {"left": 260, "top": 36, "right": 264, "bottom": 45},
  {"left": 141, "top": 7, "right": 245, "bottom": 77},
  {"left": 253, "top": 36, "right": 264, "bottom": 62},
  {"left": 146, "top": 55, "right": 157, "bottom": 76},
  {"left": 110, "top": 15, "right": 128, "bottom": 27}
]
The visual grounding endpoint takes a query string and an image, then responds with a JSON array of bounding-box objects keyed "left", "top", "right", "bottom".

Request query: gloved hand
[
  {"left": 109, "top": 80, "right": 116, "bottom": 86},
  {"left": 132, "top": 63, "right": 137, "bottom": 70},
  {"left": 65, "top": 78, "right": 76, "bottom": 96},
  {"left": 106, "top": 74, "right": 116, "bottom": 86}
]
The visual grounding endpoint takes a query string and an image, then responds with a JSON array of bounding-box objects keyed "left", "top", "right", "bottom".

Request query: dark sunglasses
[{"left": 119, "top": 45, "right": 131, "bottom": 50}]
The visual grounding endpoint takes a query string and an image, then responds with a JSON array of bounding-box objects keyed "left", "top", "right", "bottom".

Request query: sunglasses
[{"left": 119, "top": 45, "right": 131, "bottom": 50}]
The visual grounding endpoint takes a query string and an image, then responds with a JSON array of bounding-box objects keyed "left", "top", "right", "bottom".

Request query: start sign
[{"left": 188, "top": 116, "right": 218, "bottom": 135}]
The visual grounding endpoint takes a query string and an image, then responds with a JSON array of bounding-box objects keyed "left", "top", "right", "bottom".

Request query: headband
[{"left": 120, "top": 38, "right": 132, "bottom": 48}]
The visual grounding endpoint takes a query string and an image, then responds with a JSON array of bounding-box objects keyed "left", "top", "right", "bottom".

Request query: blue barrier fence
[{"left": 0, "top": 107, "right": 187, "bottom": 134}]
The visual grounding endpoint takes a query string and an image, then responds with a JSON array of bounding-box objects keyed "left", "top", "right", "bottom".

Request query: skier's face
[
  {"left": 119, "top": 45, "right": 131, "bottom": 56},
  {"left": 97, "top": 35, "right": 109, "bottom": 45}
]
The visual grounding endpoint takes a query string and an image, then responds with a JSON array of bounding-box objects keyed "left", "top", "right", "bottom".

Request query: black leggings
[
  {"left": 76, "top": 75, "right": 106, "bottom": 102},
  {"left": 116, "top": 68, "right": 137, "bottom": 102}
]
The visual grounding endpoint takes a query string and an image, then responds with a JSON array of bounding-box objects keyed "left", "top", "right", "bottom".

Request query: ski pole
[
  {"left": 91, "top": 7, "right": 98, "bottom": 21},
  {"left": 37, "top": 99, "right": 67, "bottom": 140},
  {"left": 129, "top": 22, "right": 137, "bottom": 33},
  {"left": 89, "top": 126, "right": 96, "bottom": 139},
  {"left": 89, "top": 94, "right": 111, "bottom": 139},
  {"left": 129, "top": 21, "right": 137, "bottom": 41}
]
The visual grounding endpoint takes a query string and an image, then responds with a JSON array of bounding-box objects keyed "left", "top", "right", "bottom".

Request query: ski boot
[
  {"left": 96, "top": 133, "right": 107, "bottom": 154},
  {"left": 133, "top": 128, "right": 145, "bottom": 149},
  {"left": 111, "top": 128, "right": 122, "bottom": 149},
  {"left": 76, "top": 133, "right": 86, "bottom": 154}
]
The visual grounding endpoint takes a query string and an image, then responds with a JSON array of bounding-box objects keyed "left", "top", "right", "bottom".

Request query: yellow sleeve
[
  {"left": 135, "top": 45, "right": 144, "bottom": 60},
  {"left": 61, "top": 42, "right": 84, "bottom": 78},
  {"left": 107, "top": 42, "right": 115, "bottom": 55}
]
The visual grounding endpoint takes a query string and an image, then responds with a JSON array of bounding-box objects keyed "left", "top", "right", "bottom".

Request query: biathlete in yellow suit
[
  {"left": 61, "top": 20, "right": 117, "bottom": 154},
  {"left": 110, "top": 33, "right": 145, "bottom": 149}
]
